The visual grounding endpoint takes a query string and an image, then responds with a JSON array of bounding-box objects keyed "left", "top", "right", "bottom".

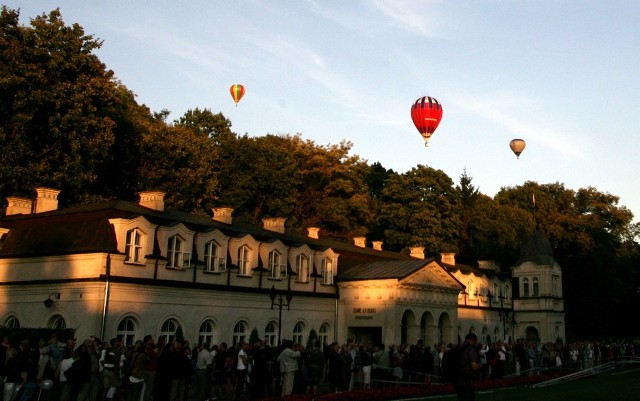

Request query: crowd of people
[{"left": 1, "top": 332, "right": 638, "bottom": 401}]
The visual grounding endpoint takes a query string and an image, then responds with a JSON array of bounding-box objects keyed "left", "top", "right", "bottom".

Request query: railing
[{"left": 532, "top": 357, "right": 640, "bottom": 388}]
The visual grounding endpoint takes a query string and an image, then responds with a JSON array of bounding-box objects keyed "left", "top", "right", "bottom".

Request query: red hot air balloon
[
  {"left": 509, "top": 139, "right": 526, "bottom": 159},
  {"left": 411, "top": 96, "right": 443, "bottom": 146},
  {"left": 230, "top": 84, "right": 245, "bottom": 106}
]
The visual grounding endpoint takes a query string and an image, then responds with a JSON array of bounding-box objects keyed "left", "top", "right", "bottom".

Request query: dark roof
[
  {"left": 336, "top": 259, "right": 433, "bottom": 281},
  {"left": 0, "top": 200, "right": 412, "bottom": 267},
  {"left": 515, "top": 231, "right": 556, "bottom": 266}
]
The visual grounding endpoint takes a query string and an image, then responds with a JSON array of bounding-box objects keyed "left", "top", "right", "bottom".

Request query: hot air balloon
[
  {"left": 230, "top": 84, "right": 245, "bottom": 106},
  {"left": 509, "top": 139, "right": 526, "bottom": 159},
  {"left": 411, "top": 96, "right": 443, "bottom": 146}
]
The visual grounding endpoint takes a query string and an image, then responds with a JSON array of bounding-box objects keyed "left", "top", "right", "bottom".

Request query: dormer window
[
  {"left": 533, "top": 277, "right": 539, "bottom": 296},
  {"left": 321, "top": 257, "right": 333, "bottom": 285},
  {"left": 168, "top": 235, "right": 190, "bottom": 269},
  {"left": 269, "top": 250, "right": 284, "bottom": 279},
  {"left": 125, "top": 228, "right": 143, "bottom": 263},
  {"left": 523, "top": 278, "right": 530, "bottom": 297},
  {"left": 204, "top": 240, "right": 226, "bottom": 273},
  {"left": 238, "top": 245, "right": 251, "bottom": 276},
  {"left": 296, "top": 254, "right": 309, "bottom": 283}
]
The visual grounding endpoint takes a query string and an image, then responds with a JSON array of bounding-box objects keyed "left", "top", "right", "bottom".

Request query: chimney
[
  {"left": 212, "top": 207, "right": 233, "bottom": 224},
  {"left": 353, "top": 237, "right": 366, "bottom": 248},
  {"left": 372, "top": 241, "right": 383, "bottom": 251},
  {"left": 138, "top": 191, "right": 165, "bottom": 211},
  {"left": 409, "top": 246, "right": 425, "bottom": 259},
  {"left": 263, "top": 217, "right": 286, "bottom": 234},
  {"left": 307, "top": 227, "right": 319, "bottom": 239},
  {"left": 5, "top": 197, "right": 33, "bottom": 216},
  {"left": 34, "top": 187, "right": 61, "bottom": 213},
  {"left": 441, "top": 252, "right": 456, "bottom": 266}
]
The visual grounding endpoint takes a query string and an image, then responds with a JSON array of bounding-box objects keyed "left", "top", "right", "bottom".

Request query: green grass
[{"left": 421, "top": 368, "right": 640, "bottom": 401}]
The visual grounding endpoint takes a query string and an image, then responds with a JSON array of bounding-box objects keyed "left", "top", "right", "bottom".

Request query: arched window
[
  {"left": 48, "top": 314, "right": 66, "bottom": 329},
  {"left": 238, "top": 246, "right": 251, "bottom": 276},
  {"left": 265, "top": 321, "right": 277, "bottom": 347},
  {"left": 318, "top": 323, "right": 330, "bottom": 349},
  {"left": 117, "top": 317, "right": 137, "bottom": 346},
  {"left": 269, "top": 250, "right": 282, "bottom": 279},
  {"left": 204, "top": 241, "right": 225, "bottom": 272},
  {"left": 522, "top": 278, "right": 530, "bottom": 297},
  {"left": 533, "top": 277, "right": 539, "bottom": 296},
  {"left": 160, "top": 318, "right": 181, "bottom": 344},
  {"left": 125, "top": 228, "right": 143, "bottom": 263},
  {"left": 296, "top": 254, "right": 309, "bottom": 283},
  {"left": 233, "top": 321, "right": 247, "bottom": 346},
  {"left": 4, "top": 316, "right": 20, "bottom": 329},
  {"left": 292, "top": 322, "right": 304, "bottom": 345},
  {"left": 321, "top": 258, "right": 333, "bottom": 285},
  {"left": 168, "top": 235, "right": 189, "bottom": 268},
  {"left": 198, "top": 320, "right": 215, "bottom": 346}
]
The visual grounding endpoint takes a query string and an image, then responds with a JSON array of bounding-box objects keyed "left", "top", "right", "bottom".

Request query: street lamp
[
  {"left": 498, "top": 293, "right": 515, "bottom": 340},
  {"left": 270, "top": 285, "right": 293, "bottom": 346}
]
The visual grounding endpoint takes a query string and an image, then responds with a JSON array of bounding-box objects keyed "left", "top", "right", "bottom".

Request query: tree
[
  {"left": 0, "top": 7, "right": 130, "bottom": 205},
  {"left": 378, "top": 165, "right": 462, "bottom": 254},
  {"left": 138, "top": 122, "right": 219, "bottom": 214}
]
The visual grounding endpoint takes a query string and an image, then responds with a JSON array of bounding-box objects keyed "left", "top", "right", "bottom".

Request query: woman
[{"left": 127, "top": 341, "right": 149, "bottom": 401}]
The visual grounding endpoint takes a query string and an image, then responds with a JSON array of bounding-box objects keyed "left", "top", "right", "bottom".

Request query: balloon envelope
[
  {"left": 509, "top": 139, "right": 526, "bottom": 158},
  {"left": 229, "top": 84, "right": 245, "bottom": 105},
  {"left": 411, "top": 96, "right": 443, "bottom": 145}
]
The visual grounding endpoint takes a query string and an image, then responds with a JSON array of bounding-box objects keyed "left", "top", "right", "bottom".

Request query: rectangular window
[
  {"left": 204, "top": 241, "right": 219, "bottom": 272},
  {"left": 238, "top": 246, "right": 250, "bottom": 275},
  {"left": 296, "top": 254, "right": 309, "bottom": 283},
  {"left": 322, "top": 257, "right": 333, "bottom": 285},
  {"left": 269, "top": 251, "right": 281, "bottom": 279},
  {"left": 167, "top": 235, "right": 189, "bottom": 268},
  {"left": 125, "top": 229, "right": 143, "bottom": 263}
]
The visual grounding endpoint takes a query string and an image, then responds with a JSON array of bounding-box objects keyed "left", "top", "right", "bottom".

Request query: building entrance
[{"left": 348, "top": 327, "right": 382, "bottom": 346}]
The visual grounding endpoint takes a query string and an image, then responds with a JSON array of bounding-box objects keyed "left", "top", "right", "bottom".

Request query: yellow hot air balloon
[
  {"left": 230, "top": 84, "right": 245, "bottom": 106},
  {"left": 509, "top": 139, "right": 526, "bottom": 159}
]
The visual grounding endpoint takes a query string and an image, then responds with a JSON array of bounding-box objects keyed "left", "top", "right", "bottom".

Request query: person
[
  {"left": 276, "top": 340, "right": 300, "bottom": 396},
  {"left": 141, "top": 335, "right": 157, "bottom": 401},
  {"left": 306, "top": 340, "right": 324, "bottom": 395},
  {"left": 126, "top": 340, "right": 149, "bottom": 401},
  {"left": 4, "top": 347, "right": 23, "bottom": 401},
  {"left": 453, "top": 333, "right": 481, "bottom": 401},
  {"left": 195, "top": 344, "right": 213, "bottom": 401},
  {"left": 233, "top": 342, "right": 249, "bottom": 401}
]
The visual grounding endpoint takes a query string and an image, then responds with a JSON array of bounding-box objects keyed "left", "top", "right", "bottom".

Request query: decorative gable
[
  {"left": 400, "top": 261, "right": 464, "bottom": 291},
  {"left": 108, "top": 216, "right": 157, "bottom": 263}
]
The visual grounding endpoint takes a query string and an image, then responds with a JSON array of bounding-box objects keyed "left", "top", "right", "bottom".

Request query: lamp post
[
  {"left": 498, "top": 293, "right": 515, "bottom": 340},
  {"left": 270, "top": 285, "right": 293, "bottom": 346}
]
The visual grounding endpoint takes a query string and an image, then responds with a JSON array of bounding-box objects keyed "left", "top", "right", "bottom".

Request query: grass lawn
[{"left": 420, "top": 367, "right": 640, "bottom": 401}]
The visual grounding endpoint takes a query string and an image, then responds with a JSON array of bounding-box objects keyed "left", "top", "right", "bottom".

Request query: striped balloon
[
  {"left": 411, "top": 96, "right": 443, "bottom": 146},
  {"left": 230, "top": 84, "right": 245, "bottom": 106}
]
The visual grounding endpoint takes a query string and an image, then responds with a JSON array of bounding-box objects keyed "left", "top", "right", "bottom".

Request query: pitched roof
[
  {"left": 0, "top": 200, "right": 411, "bottom": 268},
  {"left": 336, "top": 259, "right": 433, "bottom": 281}
]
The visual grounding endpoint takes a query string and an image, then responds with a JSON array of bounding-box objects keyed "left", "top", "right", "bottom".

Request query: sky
[{"left": 10, "top": 1, "right": 640, "bottom": 223}]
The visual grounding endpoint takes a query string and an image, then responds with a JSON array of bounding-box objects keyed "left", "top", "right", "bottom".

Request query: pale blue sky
[{"left": 11, "top": 1, "right": 640, "bottom": 222}]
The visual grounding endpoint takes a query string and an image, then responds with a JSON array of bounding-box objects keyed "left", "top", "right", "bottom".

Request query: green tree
[
  {"left": 378, "top": 164, "right": 462, "bottom": 254},
  {"left": 0, "top": 7, "right": 132, "bottom": 205}
]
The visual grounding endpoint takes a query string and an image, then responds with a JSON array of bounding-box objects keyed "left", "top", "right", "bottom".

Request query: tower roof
[{"left": 515, "top": 231, "right": 556, "bottom": 266}]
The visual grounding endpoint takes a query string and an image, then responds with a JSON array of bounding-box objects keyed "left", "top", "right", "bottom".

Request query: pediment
[{"left": 400, "top": 261, "right": 463, "bottom": 290}]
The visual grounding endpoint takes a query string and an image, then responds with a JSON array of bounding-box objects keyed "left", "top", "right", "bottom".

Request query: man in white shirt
[{"left": 196, "top": 344, "right": 214, "bottom": 401}]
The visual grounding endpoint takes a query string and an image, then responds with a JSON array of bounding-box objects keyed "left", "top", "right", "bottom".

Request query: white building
[{"left": 0, "top": 188, "right": 565, "bottom": 347}]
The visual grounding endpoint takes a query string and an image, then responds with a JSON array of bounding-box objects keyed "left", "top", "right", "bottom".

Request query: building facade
[{"left": 0, "top": 188, "right": 565, "bottom": 347}]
